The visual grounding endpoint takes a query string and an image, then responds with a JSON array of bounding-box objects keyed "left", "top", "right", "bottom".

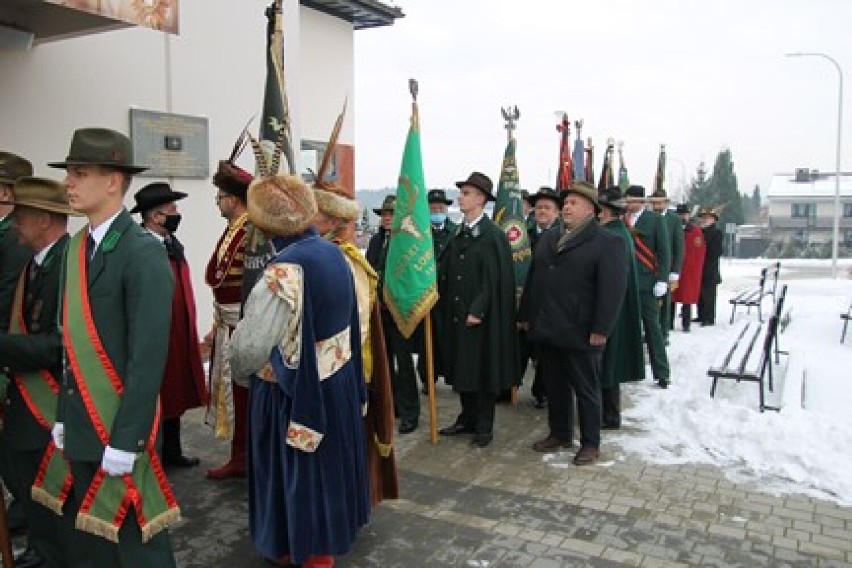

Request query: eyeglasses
[{"left": 215, "top": 193, "right": 231, "bottom": 203}]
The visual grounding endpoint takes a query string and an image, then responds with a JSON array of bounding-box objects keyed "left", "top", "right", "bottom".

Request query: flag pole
[{"left": 424, "top": 313, "right": 438, "bottom": 443}]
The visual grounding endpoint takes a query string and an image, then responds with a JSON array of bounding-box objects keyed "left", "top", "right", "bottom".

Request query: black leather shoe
[
  {"left": 164, "top": 455, "right": 201, "bottom": 468},
  {"left": 692, "top": 317, "right": 702, "bottom": 323},
  {"left": 14, "top": 547, "right": 45, "bottom": 568},
  {"left": 471, "top": 434, "right": 493, "bottom": 448},
  {"left": 657, "top": 380, "right": 669, "bottom": 389},
  {"left": 439, "top": 422, "right": 475, "bottom": 436},
  {"left": 398, "top": 419, "right": 418, "bottom": 434},
  {"left": 601, "top": 420, "right": 621, "bottom": 430}
]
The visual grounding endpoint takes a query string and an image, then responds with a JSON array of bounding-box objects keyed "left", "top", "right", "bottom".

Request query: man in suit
[
  {"left": 437, "top": 172, "right": 519, "bottom": 448},
  {"left": 50, "top": 127, "right": 178, "bottom": 566},
  {"left": 650, "top": 189, "right": 684, "bottom": 343},
  {"left": 132, "top": 183, "right": 207, "bottom": 469},
  {"left": 519, "top": 181, "right": 628, "bottom": 465},
  {"left": 624, "top": 185, "right": 672, "bottom": 388},
  {"left": 0, "top": 151, "right": 35, "bottom": 554},
  {"left": 366, "top": 195, "right": 420, "bottom": 435},
  {"left": 0, "top": 177, "right": 85, "bottom": 567},
  {"left": 522, "top": 186, "right": 562, "bottom": 408},
  {"left": 697, "top": 207, "right": 724, "bottom": 326}
]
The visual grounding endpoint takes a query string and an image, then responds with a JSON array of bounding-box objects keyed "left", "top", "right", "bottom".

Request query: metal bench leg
[
  {"left": 842, "top": 318, "right": 849, "bottom": 344},
  {"left": 730, "top": 305, "right": 736, "bottom": 325},
  {"left": 710, "top": 377, "right": 718, "bottom": 398}
]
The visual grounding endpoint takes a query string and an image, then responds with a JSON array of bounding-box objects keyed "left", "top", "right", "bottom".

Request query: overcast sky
[{"left": 353, "top": 0, "right": 851, "bottom": 202}]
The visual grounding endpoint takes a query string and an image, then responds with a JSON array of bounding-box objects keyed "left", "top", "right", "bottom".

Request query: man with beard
[
  {"left": 132, "top": 183, "right": 207, "bottom": 468},
  {"left": 519, "top": 181, "right": 627, "bottom": 464}
]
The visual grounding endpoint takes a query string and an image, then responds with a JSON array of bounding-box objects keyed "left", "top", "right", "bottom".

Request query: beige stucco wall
[{"left": 0, "top": 1, "right": 355, "bottom": 330}]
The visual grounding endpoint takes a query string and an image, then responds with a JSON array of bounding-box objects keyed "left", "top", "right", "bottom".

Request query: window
[
  {"left": 791, "top": 203, "right": 815, "bottom": 218},
  {"left": 844, "top": 229, "right": 852, "bottom": 247},
  {"left": 843, "top": 203, "right": 852, "bottom": 218},
  {"left": 300, "top": 140, "right": 336, "bottom": 183}
]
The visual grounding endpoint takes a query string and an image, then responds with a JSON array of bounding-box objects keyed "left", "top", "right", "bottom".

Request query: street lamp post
[{"left": 786, "top": 52, "right": 844, "bottom": 278}]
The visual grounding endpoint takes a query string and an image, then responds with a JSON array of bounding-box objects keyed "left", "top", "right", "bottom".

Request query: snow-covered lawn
[{"left": 613, "top": 258, "right": 852, "bottom": 506}]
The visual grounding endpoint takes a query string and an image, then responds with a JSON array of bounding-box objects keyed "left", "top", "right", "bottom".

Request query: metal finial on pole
[
  {"left": 408, "top": 78, "right": 418, "bottom": 102},
  {"left": 574, "top": 119, "right": 583, "bottom": 141},
  {"left": 502, "top": 105, "right": 520, "bottom": 141}
]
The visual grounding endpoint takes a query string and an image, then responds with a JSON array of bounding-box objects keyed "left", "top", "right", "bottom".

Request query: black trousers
[
  {"left": 670, "top": 303, "right": 693, "bottom": 331},
  {"left": 540, "top": 345, "right": 602, "bottom": 449},
  {"left": 698, "top": 281, "right": 718, "bottom": 324},
  {"left": 382, "top": 312, "right": 420, "bottom": 423},
  {"left": 601, "top": 385, "right": 620, "bottom": 426},
  {"left": 161, "top": 417, "right": 183, "bottom": 461},
  {"left": 456, "top": 391, "right": 497, "bottom": 437},
  {"left": 519, "top": 330, "right": 546, "bottom": 401}
]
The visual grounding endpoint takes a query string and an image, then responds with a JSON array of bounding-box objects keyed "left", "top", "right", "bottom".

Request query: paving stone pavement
[{"left": 170, "top": 381, "right": 852, "bottom": 567}]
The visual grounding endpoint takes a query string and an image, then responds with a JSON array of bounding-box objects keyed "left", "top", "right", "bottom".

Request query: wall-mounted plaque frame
[{"left": 130, "top": 109, "right": 209, "bottom": 179}]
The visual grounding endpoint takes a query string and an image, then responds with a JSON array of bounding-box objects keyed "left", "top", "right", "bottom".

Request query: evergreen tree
[
  {"left": 709, "top": 149, "right": 744, "bottom": 226},
  {"left": 686, "top": 161, "right": 709, "bottom": 205},
  {"left": 751, "top": 185, "right": 761, "bottom": 214},
  {"left": 741, "top": 192, "right": 754, "bottom": 223}
]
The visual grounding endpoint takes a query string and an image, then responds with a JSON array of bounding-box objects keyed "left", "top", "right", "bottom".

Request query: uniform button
[
  {"left": 460, "top": 254, "right": 465, "bottom": 260},
  {"left": 137, "top": 440, "right": 145, "bottom": 448},
  {"left": 457, "top": 275, "right": 462, "bottom": 280},
  {"left": 454, "top": 296, "right": 459, "bottom": 301},
  {"left": 67, "top": 388, "right": 74, "bottom": 395}
]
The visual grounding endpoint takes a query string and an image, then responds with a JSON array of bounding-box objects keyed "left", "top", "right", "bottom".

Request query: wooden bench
[
  {"left": 729, "top": 261, "right": 781, "bottom": 324},
  {"left": 840, "top": 302, "right": 852, "bottom": 343},
  {"left": 710, "top": 285, "right": 788, "bottom": 412}
]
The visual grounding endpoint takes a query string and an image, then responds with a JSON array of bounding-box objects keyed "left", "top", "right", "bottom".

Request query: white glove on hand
[
  {"left": 101, "top": 445, "right": 137, "bottom": 476},
  {"left": 669, "top": 272, "right": 680, "bottom": 282},
  {"left": 653, "top": 281, "right": 668, "bottom": 298},
  {"left": 361, "top": 401, "right": 369, "bottom": 417},
  {"left": 51, "top": 423, "right": 64, "bottom": 450}
]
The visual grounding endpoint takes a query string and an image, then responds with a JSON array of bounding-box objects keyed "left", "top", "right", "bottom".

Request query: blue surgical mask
[{"left": 430, "top": 213, "right": 447, "bottom": 225}]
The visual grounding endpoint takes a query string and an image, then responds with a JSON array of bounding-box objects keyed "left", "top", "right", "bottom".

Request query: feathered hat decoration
[{"left": 311, "top": 101, "right": 360, "bottom": 222}]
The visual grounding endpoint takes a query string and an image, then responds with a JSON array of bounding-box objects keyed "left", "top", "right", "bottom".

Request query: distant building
[{"left": 766, "top": 169, "right": 852, "bottom": 247}]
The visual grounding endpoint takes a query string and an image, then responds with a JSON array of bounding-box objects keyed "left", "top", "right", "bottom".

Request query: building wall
[{"left": 0, "top": 0, "right": 355, "bottom": 329}]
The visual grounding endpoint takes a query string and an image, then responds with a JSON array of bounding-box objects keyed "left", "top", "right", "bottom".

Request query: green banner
[
  {"left": 383, "top": 101, "right": 438, "bottom": 339},
  {"left": 494, "top": 138, "right": 531, "bottom": 291}
]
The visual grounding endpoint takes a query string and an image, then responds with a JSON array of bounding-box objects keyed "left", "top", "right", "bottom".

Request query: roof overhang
[
  {"left": 300, "top": 0, "right": 403, "bottom": 30},
  {"left": 0, "top": 0, "right": 131, "bottom": 46}
]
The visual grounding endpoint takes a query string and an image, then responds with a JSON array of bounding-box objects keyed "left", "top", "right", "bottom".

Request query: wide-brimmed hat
[
  {"left": 130, "top": 182, "right": 187, "bottom": 214},
  {"left": 427, "top": 188, "right": 452, "bottom": 205},
  {"left": 649, "top": 188, "right": 670, "bottom": 202},
  {"left": 529, "top": 186, "right": 562, "bottom": 207},
  {"left": 49, "top": 128, "right": 147, "bottom": 174},
  {"left": 0, "top": 152, "right": 33, "bottom": 185},
  {"left": 698, "top": 206, "right": 721, "bottom": 220},
  {"left": 598, "top": 186, "right": 627, "bottom": 211},
  {"left": 624, "top": 185, "right": 646, "bottom": 202},
  {"left": 455, "top": 171, "right": 495, "bottom": 202},
  {"left": 372, "top": 194, "right": 396, "bottom": 215},
  {"left": 0, "top": 176, "right": 80, "bottom": 216},
  {"left": 675, "top": 203, "right": 690, "bottom": 215},
  {"left": 562, "top": 180, "right": 600, "bottom": 211},
  {"left": 248, "top": 174, "right": 318, "bottom": 238}
]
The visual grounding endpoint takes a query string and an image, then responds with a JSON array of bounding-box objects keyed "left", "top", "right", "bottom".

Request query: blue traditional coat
[{"left": 230, "top": 228, "right": 370, "bottom": 564}]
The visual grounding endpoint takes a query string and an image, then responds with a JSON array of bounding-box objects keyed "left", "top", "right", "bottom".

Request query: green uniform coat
[
  {"left": 438, "top": 215, "right": 520, "bottom": 394},
  {"left": 58, "top": 208, "right": 174, "bottom": 460},
  {"left": 600, "top": 220, "right": 645, "bottom": 388},
  {"left": 659, "top": 209, "right": 684, "bottom": 336},
  {"left": 629, "top": 209, "right": 672, "bottom": 292}
]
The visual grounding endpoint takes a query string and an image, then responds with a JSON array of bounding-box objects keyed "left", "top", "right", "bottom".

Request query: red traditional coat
[
  {"left": 672, "top": 222, "right": 706, "bottom": 305},
  {"left": 162, "top": 236, "right": 207, "bottom": 419},
  {"left": 205, "top": 215, "right": 248, "bottom": 305}
]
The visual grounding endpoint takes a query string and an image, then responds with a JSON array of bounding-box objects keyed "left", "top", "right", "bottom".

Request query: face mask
[
  {"left": 430, "top": 213, "right": 447, "bottom": 225},
  {"left": 162, "top": 213, "right": 182, "bottom": 233}
]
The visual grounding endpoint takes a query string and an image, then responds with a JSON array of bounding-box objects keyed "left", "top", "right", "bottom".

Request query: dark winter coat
[
  {"left": 519, "top": 217, "right": 628, "bottom": 352},
  {"left": 702, "top": 223, "right": 724, "bottom": 284},
  {"left": 600, "top": 219, "right": 645, "bottom": 388},
  {"left": 438, "top": 215, "right": 520, "bottom": 393}
]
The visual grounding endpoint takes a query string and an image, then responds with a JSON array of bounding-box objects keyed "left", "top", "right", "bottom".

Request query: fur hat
[
  {"left": 248, "top": 174, "right": 318, "bottom": 237},
  {"left": 311, "top": 104, "right": 360, "bottom": 222},
  {"left": 213, "top": 126, "right": 254, "bottom": 203}
]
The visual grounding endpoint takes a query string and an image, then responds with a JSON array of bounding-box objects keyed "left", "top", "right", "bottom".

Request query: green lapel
[{"left": 88, "top": 209, "right": 133, "bottom": 288}]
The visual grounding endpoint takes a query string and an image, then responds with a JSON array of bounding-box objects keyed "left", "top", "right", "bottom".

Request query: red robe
[
  {"left": 673, "top": 223, "right": 706, "bottom": 305},
  {"left": 162, "top": 236, "right": 207, "bottom": 419}
]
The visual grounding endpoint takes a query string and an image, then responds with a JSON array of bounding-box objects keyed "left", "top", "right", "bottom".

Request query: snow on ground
[{"left": 612, "top": 258, "right": 852, "bottom": 506}]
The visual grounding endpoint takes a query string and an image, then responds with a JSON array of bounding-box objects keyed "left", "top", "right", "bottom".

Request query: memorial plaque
[{"left": 130, "top": 109, "right": 209, "bottom": 178}]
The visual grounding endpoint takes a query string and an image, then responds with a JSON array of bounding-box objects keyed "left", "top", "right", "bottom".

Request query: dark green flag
[
  {"left": 383, "top": 91, "right": 438, "bottom": 339},
  {"left": 494, "top": 137, "right": 531, "bottom": 291}
]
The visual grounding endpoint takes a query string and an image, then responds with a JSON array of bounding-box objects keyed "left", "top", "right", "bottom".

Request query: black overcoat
[{"left": 519, "top": 218, "right": 628, "bottom": 351}]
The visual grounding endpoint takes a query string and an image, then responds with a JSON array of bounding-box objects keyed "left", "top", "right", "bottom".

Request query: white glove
[
  {"left": 653, "top": 281, "right": 668, "bottom": 298},
  {"left": 101, "top": 445, "right": 137, "bottom": 476},
  {"left": 668, "top": 272, "right": 680, "bottom": 282},
  {"left": 361, "top": 401, "right": 369, "bottom": 417},
  {"left": 51, "top": 423, "right": 64, "bottom": 450}
]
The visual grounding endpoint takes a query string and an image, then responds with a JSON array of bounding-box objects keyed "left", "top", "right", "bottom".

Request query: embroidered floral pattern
[
  {"left": 264, "top": 263, "right": 303, "bottom": 368},
  {"left": 286, "top": 422, "right": 323, "bottom": 452},
  {"left": 316, "top": 327, "right": 351, "bottom": 381}
]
